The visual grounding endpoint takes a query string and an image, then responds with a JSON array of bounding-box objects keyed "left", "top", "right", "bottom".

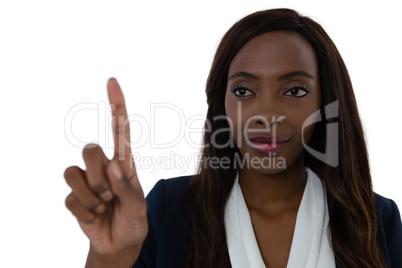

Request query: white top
[{"left": 224, "top": 167, "right": 336, "bottom": 268}]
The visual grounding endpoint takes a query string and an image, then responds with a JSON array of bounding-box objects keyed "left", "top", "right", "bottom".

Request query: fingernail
[
  {"left": 108, "top": 77, "right": 117, "bottom": 85},
  {"left": 95, "top": 203, "right": 106, "bottom": 214},
  {"left": 100, "top": 190, "right": 114, "bottom": 202}
]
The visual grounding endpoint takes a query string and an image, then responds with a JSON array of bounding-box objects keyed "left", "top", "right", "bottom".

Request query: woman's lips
[{"left": 248, "top": 136, "right": 290, "bottom": 154}]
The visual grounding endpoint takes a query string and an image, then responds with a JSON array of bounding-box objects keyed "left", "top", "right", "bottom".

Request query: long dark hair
[{"left": 183, "top": 8, "right": 386, "bottom": 268}]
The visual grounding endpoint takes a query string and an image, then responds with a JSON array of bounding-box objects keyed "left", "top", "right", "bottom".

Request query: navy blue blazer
[{"left": 133, "top": 175, "right": 402, "bottom": 268}]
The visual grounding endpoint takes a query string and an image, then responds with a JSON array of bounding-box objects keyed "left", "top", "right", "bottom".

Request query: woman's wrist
[{"left": 85, "top": 246, "right": 140, "bottom": 268}]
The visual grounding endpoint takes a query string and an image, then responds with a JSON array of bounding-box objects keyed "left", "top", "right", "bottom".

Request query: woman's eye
[
  {"left": 231, "top": 86, "right": 255, "bottom": 97},
  {"left": 284, "top": 86, "right": 310, "bottom": 97}
]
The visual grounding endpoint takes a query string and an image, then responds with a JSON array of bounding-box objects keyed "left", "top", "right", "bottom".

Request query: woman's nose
[{"left": 250, "top": 95, "right": 284, "bottom": 128}]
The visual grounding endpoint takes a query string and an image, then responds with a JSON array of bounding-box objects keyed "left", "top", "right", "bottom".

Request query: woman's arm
[
  {"left": 64, "top": 78, "right": 148, "bottom": 268},
  {"left": 86, "top": 247, "right": 140, "bottom": 268}
]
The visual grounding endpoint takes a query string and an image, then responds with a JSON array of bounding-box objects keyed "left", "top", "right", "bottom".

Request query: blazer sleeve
[
  {"left": 375, "top": 195, "right": 402, "bottom": 268},
  {"left": 132, "top": 179, "right": 166, "bottom": 268}
]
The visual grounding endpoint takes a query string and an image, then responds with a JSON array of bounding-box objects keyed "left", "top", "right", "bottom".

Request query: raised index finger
[{"left": 107, "top": 78, "right": 132, "bottom": 166}]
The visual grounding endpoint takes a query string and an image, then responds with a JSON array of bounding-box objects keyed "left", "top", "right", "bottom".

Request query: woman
[{"left": 64, "top": 8, "right": 402, "bottom": 268}]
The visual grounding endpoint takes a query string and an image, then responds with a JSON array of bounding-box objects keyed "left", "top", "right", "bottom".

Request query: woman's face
[{"left": 224, "top": 31, "right": 321, "bottom": 174}]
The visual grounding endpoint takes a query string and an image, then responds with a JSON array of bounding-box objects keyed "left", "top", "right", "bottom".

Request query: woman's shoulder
[
  {"left": 374, "top": 192, "right": 401, "bottom": 218},
  {"left": 146, "top": 174, "right": 193, "bottom": 204},
  {"left": 373, "top": 192, "right": 401, "bottom": 240},
  {"left": 144, "top": 174, "right": 194, "bottom": 222},
  {"left": 373, "top": 193, "right": 402, "bottom": 267}
]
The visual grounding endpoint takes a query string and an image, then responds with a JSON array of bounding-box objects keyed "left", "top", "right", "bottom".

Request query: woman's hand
[{"left": 64, "top": 78, "right": 147, "bottom": 266}]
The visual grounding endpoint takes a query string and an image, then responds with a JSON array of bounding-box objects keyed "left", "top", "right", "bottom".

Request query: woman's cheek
[
  {"left": 300, "top": 122, "right": 316, "bottom": 146},
  {"left": 300, "top": 108, "right": 321, "bottom": 143},
  {"left": 226, "top": 112, "right": 244, "bottom": 150}
]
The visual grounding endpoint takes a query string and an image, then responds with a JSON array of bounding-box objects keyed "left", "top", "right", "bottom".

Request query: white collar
[{"left": 224, "top": 167, "right": 336, "bottom": 268}]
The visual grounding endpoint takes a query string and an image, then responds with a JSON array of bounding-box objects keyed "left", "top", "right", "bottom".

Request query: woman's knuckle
[
  {"left": 82, "top": 143, "right": 100, "bottom": 158},
  {"left": 91, "top": 182, "right": 108, "bottom": 193},
  {"left": 82, "top": 196, "right": 100, "bottom": 210},
  {"left": 64, "top": 166, "right": 80, "bottom": 180},
  {"left": 65, "top": 194, "right": 76, "bottom": 209}
]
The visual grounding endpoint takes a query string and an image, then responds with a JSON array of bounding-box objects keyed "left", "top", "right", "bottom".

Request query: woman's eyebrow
[
  {"left": 228, "top": 70, "right": 314, "bottom": 82},
  {"left": 228, "top": 71, "right": 258, "bottom": 81},
  {"left": 278, "top": 70, "right": 314, "bottom": 81}
]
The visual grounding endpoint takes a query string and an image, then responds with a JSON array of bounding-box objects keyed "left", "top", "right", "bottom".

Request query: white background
[{"left": 1, "top": 1, "right": 401, "bottom": 267}]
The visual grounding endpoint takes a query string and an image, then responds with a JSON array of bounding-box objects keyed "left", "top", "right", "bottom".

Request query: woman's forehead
[{"left": 228, "top": 31, "right": 318, "bottom": 80}]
